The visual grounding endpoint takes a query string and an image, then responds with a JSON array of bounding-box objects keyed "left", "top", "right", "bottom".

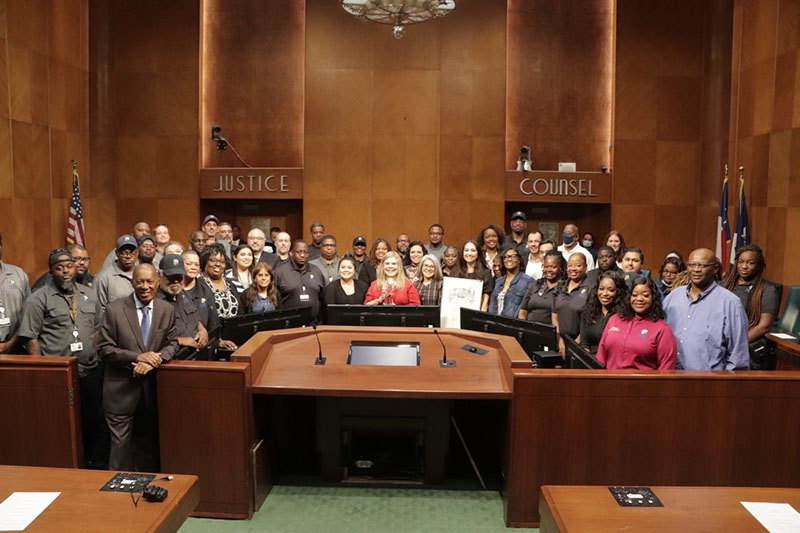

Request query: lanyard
[{"left": 59, "top": 289, "right": 79, "bottom": 324}]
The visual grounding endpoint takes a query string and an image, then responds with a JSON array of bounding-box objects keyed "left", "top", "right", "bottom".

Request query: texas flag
[
  {"left": 715, "top": 177, "right": 730, "bottom": 270},
  {"left": 729, "top": 177, "right": 750, "bottom": 272}
]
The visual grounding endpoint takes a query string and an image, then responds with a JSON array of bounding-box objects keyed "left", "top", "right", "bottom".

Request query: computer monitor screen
[
  {"left": 347, "top": 342, "right": 420, "bottom": 366},
  {"left": 326, "top": 305, "right": 440, "bottom": 328},
  {"left": 221, "top": 306, "right": 313, "bottom": 346},
  {"left": 175, "top": 325, "right": 223, "bottom": 361},
  {"left": 563, "top": 334, "right": 605, "bottom": 369},
  {"left": 459, "top": 308, "right": 558, "bottom": 358}
]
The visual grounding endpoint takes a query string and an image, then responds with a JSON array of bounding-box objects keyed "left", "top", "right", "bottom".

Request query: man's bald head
[
  {"left": 686, "top": 248, "right": 719, "bottom": 290},
  {"left": 564, "top": 224, "right": 579, "bottom": 236}
]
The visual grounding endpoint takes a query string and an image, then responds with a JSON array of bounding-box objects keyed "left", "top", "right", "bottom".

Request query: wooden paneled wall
[
  {"left": 730, "top": 0, "right": 800, "bottom": 285},
  {"left": 109, "top": 0, "right": 199, "bottom": 247},
  {"left": 506, "top": 0, "right": 615, "bottom": 173},
  {"left": 303, "top": 0, "right": 506, "bottom": 248},
  {"left": 612, "top": 0, "right": 732, "bottom": 272},
  {"left": 201, "top": 0, "right": 304, "bottom": 169},
  {"left": 0, "top": 0, "right": 89, "bottom": 279}
]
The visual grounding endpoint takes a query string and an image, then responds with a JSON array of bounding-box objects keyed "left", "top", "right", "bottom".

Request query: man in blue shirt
[{"left": 663, "top": 248, "right": 749, "bottom": 370}]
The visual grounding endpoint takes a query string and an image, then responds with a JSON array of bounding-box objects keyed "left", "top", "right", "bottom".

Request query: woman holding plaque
[
  {"left": 452, "top": 240, "right": 492, "bottom": 312},
  {"left": 364, "top": 252, "right": 420, "bottom": 306}
]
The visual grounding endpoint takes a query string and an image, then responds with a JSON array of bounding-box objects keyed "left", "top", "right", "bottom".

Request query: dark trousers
[
  {"left": 106, "top": 401, "right": 160, "bottom": 472},
  {"left": 80, "top": 363, "right": 110, "bottom": 469}
]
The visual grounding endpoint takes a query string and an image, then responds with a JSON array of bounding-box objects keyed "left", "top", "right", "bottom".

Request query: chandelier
[{"left": 341, "top": 1, "right": 456, "bottom": 39}]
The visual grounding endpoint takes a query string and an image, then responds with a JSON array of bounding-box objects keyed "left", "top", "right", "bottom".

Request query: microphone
[
  {"left": 313, "top": 324, "right": 326, "bottom": 366},
  {"left": 434, "top": 329, "right": 455, "bottom": 368}
]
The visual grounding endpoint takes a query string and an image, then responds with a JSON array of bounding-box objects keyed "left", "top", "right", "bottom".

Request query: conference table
[
  {"left": 539, "top": 485, "right": 800, "bottom": 532},
  {"left": 0, "top": 465, "right": 199, "bottom": 532}
]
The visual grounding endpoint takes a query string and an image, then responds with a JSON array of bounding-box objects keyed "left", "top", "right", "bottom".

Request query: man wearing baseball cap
[
  {"left": 504, "top": 211, "right": 530, "bottom": 258},
  {"left": 94, "top": 234, "right": 138, "bottom": 311},
  {"left": 137, "top": 234, "right": 161, "bottom": 266},
  {"left": 157, "top": 254, "right": 209, "bottom": 353},
  {"left": 20, "top": 248, "right": 108, "bottom": 468}
]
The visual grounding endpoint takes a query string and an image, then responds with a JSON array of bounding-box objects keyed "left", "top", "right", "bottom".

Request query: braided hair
[{"left": 723, "top": 244, "right": 766, "bottom": 329}]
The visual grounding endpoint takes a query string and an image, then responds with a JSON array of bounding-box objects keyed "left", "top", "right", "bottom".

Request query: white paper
[
  {"left": 0, "top": 492, "right": 60, "bottom": 531},
  {"left": 770, "top": 333, "right": 797, "bottom": 340},
  {"left": 440, "top": 277, "right": 483, "bottom": 329},
  {"left": 741, "top": 501, "right": 800, "bottom": 533}
]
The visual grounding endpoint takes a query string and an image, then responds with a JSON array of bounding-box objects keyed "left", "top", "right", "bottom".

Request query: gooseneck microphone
[
  {"left": 313, "top": 324, "right": 326, "bottom": 366},
  {"left": 435, "top": 329, "right": 456, "bottom": 368}
]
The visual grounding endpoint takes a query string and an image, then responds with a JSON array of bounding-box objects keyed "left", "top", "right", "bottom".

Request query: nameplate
[
  {"left": 199, "top": 168, "right": 303, "bottom": 199},
  {"left": 505, "top": 170, "right": 612, "bottom": 203}
]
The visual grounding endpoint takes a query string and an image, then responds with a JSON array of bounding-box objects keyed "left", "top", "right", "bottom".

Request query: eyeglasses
[
  {"left": 503, "top": 255, "right": 519, "bottom": 261},
  {"left": 207, "top": 258, "right": 226, "bottom": 265},
  {"left": 685, "top": 262, "right": 714, "bottom": 270},
  {"left": 74, "top": 257, "right": 91, "bottom": 263},
  {"left": 118, "top": 249, "right": 136, "bottom": 257}
]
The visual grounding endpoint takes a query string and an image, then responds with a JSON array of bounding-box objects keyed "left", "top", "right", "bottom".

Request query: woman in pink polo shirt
[{"left": 596, "top": 276, "right": 677, "bottom": 370}]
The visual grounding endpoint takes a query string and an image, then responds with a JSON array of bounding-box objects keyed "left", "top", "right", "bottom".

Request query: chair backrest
[{"left": 775, "top": 285, "right": 800, "bottom": 334}]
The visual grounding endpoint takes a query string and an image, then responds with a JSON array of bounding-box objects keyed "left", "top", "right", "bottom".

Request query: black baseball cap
[{"left": 160, "top": 254, "right": 186, "bottom": 277}]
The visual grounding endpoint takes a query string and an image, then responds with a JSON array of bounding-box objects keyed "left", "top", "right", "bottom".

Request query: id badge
[
  {"left": 299, "top": 294, "right": 310, "bottom": 302},
  {"left": 70, "top": 342, "right": 83, "bottom": 352},
  {"left": 0, "top": 317, "right": 10, "bottom": 326}
]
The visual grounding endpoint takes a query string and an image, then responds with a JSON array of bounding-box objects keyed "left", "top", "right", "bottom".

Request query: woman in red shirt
[
  {"left": 364, "top": 251, "right": 421, "bottom": 305},
  {"left": 596, "top": 276, "right": 677, "bottom": 370}
]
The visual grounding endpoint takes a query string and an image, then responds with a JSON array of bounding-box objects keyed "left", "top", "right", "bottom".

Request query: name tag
[
  {"left": 299, "top": 294, "right": 310, "bottom": 302},
  {"left": 70, "top": 342, "right": 83, "bottom": 352},
  {"left": 0, "top": 317, "right": 10, "bottom": 326}
]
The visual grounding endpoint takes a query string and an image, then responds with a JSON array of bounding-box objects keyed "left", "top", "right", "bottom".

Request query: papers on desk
[
  {"left": 0, "top": 492, "right": 60, "bottom": 531},
  {"left": 741, "top": 501, "right": 800, "bottom": 533},
  {"left": 770, "top": 333, "right": 798, "bottom": 341}
]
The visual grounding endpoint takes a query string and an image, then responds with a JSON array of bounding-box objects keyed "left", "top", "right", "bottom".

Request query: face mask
[
  {"left": 562, "top": 233, "right": 575, "bottom": 245},
  {"left": 582, "top": 240, "right": 593, "bottom": 248}
]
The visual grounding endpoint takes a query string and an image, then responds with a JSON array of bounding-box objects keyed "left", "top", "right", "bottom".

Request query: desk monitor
[
  {"left": 175, "top": 325, "right": 225, "bottom": 361},
  {"left": 459, "top": 308, "right": 558, "bottom": 358},
  {"left": 221, "top": 306, "right": 312, "bottom": 346},
  {"left": 326, "top": 305, "right": 440, "bottom": 328},
  {"left": 347, "top": 341, "right": 420, "bottom": 366},
  {"left": 563, "top": 334, "right": 605, "bottom": 369}
]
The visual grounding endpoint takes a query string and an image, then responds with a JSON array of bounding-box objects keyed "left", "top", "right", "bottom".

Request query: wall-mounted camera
[{"left": 211, "top": 125, "right": 228, "bottom": 151}]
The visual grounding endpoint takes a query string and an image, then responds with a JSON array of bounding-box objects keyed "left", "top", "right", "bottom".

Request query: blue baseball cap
[{"left": 116, "top": 234, "right": 137, "bottom": 251}]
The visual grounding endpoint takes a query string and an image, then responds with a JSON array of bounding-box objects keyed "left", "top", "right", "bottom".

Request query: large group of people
[{"left": 0, "top": 211, "right": 782, "bottom": 471}]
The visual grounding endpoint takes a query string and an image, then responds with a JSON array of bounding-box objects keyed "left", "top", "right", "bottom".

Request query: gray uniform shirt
[
  {"left": 19, "top": 280, "right": 102, "bottom": 376},
  {"left": 0, "top": 262, "right": 31, "bottom": 343},
  {"left": 426, "top": 242, "right": 447, "bottom": 261},
  {"left": 93, "top": 261, "right": 134, "bottom": 311},
  {"left": 309, "top": 256, "right": 341, "bottom": 286}
]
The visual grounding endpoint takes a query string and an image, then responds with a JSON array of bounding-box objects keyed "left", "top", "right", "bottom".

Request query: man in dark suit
[{"left": 98, "top": 263, "right": 178, "bottom": 471}]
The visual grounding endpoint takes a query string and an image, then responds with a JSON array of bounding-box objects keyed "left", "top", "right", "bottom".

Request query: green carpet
[{"left": 179, "top": 485, "right": 538, "bottom": 532}]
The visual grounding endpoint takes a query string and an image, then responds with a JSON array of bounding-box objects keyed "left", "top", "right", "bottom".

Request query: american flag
[{"left": 66, "top": 167, "right": 86, "bottom": 246}]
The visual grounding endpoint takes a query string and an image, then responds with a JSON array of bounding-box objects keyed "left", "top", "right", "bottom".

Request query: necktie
[{"left": 140, "top": 305, "right": 151, "bottom": 347}]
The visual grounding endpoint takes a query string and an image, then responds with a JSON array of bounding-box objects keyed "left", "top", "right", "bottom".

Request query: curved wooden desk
[{"left": 156, "top": 328, "right": 800, "bottom": 526}]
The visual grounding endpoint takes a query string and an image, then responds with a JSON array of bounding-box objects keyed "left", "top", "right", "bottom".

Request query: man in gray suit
[{"left": 98, "top": 263, "right": 178, "bottom": 471}]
